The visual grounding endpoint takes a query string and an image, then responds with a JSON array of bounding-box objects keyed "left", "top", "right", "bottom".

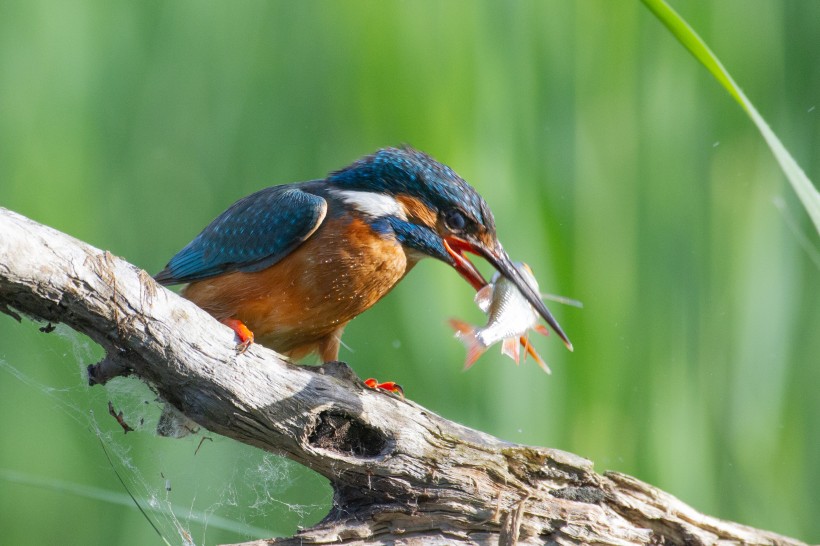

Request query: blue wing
[{"left": 155, "top": 184, "right": 327, "bottom": 284}]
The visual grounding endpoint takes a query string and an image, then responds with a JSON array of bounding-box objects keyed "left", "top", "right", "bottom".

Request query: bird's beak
[
  {"left": 443, "top": 236, "right": 573, "bottom": 351},
  {"left": 442, "top": 237, "right": 488, "bottom": 291}
]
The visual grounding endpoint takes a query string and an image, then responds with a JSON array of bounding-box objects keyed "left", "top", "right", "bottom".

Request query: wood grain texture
[{"left": 0, "top": 207, "right": 806, "bottom": 546}]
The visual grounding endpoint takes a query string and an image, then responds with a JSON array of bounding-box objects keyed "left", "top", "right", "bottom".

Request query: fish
[{"left": 449, "top": 262, "right": 552, "bottom": 373}]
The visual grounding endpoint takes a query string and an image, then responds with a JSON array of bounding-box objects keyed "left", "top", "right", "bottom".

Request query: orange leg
[
  {"left": 223, "top": 318, "right": 254, "bottom": 354},
  {"left": 364, "top": 378, "right": 404, "bottom": 398}
]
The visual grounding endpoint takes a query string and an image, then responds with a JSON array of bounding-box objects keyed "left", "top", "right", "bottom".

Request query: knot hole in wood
[{"left": 307, "top": 409, "right": 389, "bottom": 458}]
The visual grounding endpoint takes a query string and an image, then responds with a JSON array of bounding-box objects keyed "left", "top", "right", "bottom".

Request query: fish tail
[{"left": 449, "top": 318, "right": 486, "bottom": 370}]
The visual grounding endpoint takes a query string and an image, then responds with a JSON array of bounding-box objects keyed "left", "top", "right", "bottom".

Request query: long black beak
[{"left": 444, "top": 236, "right": 573, "bottom": 351}]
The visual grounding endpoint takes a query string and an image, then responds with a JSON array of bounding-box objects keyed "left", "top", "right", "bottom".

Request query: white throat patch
[{"left": 329, "top": 189, "right": 407, "bottom": 220}]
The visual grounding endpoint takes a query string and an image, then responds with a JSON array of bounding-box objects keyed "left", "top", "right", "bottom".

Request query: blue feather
[
  {"left": 328, "top": 146, "right": 495, "bottom": 233},
  {"left": 380, "top": 216, "right": 448, "bottom": 262},
  {"left": 156, "top": 185, "right": 326, "bottom": 284}
]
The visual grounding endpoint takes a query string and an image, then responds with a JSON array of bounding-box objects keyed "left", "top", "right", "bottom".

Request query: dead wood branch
[{"left": 0, "top": 207, "right": 806, "bottom": 546}]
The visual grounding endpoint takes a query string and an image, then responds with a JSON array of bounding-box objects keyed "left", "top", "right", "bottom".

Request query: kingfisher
[{"left": 155, "top": 146, "right": 571, "bottom": 391}]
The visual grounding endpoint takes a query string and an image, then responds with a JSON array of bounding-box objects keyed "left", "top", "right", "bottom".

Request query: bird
[{"left": 155, "top": 146, "right": 571, "bottom": 389}]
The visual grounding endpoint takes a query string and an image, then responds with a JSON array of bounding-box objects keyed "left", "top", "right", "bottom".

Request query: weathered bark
[{"left": 0, "top": 206, "right": 806, "bottom": 546}]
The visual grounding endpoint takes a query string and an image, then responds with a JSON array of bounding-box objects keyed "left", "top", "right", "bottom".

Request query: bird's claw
[
  {"left": 223, "top": 318, "right": 254, "bottom": 354},
  {"left": 364, "top": 378, "right": 404, "bottom": 398},
  {"left": 235, "top": 339, "right": 253, "bottom": 354}
]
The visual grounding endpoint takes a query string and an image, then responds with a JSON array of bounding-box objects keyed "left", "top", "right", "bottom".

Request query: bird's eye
[{"left": 444, "top": 209, "right": 467, "bottom": 232}]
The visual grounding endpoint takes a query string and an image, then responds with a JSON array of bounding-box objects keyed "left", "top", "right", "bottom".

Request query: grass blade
[{"left": 642, "top": 0, "right": 820, "bottom": 235}]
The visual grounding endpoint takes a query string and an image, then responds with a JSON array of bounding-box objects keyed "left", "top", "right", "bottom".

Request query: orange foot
[
  {"left": 223, "top": 318, "right": 254, "bottom": 354},
  {"left": 364, "top": 378, "right": 404, "bottom": 398}
]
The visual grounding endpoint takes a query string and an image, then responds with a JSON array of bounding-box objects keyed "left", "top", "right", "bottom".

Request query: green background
[{"left": 1, "top": 1, "right": 818, "bottom": 544}]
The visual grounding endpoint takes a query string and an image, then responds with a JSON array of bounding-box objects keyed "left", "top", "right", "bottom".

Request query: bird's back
[{"left": 160, "top": 182, "right": 415, "bottom": 361}]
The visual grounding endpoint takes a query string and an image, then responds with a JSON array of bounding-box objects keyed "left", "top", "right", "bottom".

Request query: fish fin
[
  {"left": 502, "top": 337, "right": 520, "bottom": 364},
  {"left": 449, "top": 319, "right": 486, "bottom": 370},
  {"left": 449, "top": 318, "right": 473, "bottom": 335},
  {"left": 474, "top": 284, "right": 494, "bottom": 313},
  {"left": 521, "top": 337, "right": 551, "bottom": 374},
  {"left": 464, "top": 343, "right": 486, "bottom": 370},
  {"left": 534, "top": 324, "right": 550, "bottom": 337},
  {"left": 540, "top": 292, "right": 584, "bottom": 308}
]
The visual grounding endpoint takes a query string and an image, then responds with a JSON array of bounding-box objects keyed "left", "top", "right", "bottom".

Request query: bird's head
[{"left": 328, "top": 146, "right": 572, "bottom": 350}]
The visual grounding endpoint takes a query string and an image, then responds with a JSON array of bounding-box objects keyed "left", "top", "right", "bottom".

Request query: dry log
[{"left": 0, "top": 207, "right": 806, "bottom": 546}]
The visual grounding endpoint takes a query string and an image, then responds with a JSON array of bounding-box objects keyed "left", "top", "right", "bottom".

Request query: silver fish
[{"left": 449, "top": 262, "right": 551, "bottom": 373}]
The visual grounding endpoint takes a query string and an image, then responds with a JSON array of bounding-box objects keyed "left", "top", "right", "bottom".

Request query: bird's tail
[{"left": 449, "top": 318, "right": 486, "bottom": 370}]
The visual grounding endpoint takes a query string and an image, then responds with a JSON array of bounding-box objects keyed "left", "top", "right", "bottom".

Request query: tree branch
[{"left": 0, "top": 207, "right": 805, "bottom": 546}]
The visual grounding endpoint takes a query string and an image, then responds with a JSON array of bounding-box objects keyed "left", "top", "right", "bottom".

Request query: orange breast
[{"left": 182, "top": 215, "right": 414, "bottom": 360}]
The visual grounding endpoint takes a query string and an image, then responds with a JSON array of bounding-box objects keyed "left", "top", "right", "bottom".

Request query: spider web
[{"left": 0, "top": 323, "right": 332, "bottom": 545}]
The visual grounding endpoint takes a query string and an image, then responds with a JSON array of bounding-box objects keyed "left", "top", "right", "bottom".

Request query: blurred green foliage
[{"left": 1, "top": 1, "right": 818, "bottom": 544}]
